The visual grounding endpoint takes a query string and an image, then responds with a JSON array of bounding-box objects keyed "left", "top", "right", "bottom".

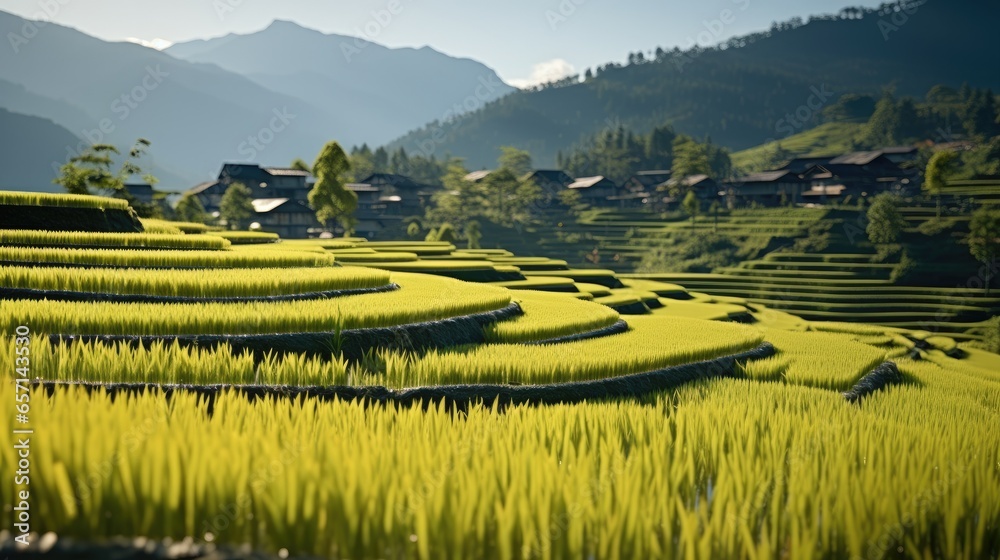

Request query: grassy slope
[{"left": 730, "top": 121, "right": 865, "bottom": 171}]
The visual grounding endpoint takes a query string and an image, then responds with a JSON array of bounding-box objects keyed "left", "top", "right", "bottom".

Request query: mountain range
[
  {"left": 0, "top": 11, "right": 512, "bottom": 191},
  {"left": 388, "top": 0, "right": 1000, "bottom": 168}
]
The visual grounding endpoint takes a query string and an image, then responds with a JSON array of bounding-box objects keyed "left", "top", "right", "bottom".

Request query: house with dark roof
[
  {"left": 875, "top": 146, "right": 918, "bottom": 165},
  {"left": 778, "top": 156, "right": 834, "bottom": 174},
  {"left": 191, "top": 163, "right": 313, "bottom": 214},
  {"left": 624, "top": 170, "right": 672, "bottom": 193},
  {"left": 568, "top": 176, "right": 619, "bottom": 204},
  {"left": 522, "top": 169, "right": 574, "bottom": 208},
  {"left": 524, "top": 170, "right": 573, "bottom": 190},
  {"left": 249, "top": 198, "right": 320, "bottom": 239},
  {"left": 346, "top": 183, "right": 383, "bottom": 211},
  {"left": 800, "top": 162, "right": 905, "bottom": 201},
  {"left": 663, "top": 175, "right": 720, "bottom": 199},
  {"left": 358, "top": 173, "right": 439, "bottom": 214},
  {"left": 125, "top": 183, "right": 155, "bottom": 204},
  {"left": 724, "top": 170, "right": 807, "bottom": 206}
]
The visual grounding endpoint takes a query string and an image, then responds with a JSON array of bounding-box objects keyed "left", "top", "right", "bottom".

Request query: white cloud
[
  {"left": 126, "top": 37, "right": 174, "bottom": 50},
  {"left": 509, "top": 58, "right": 576, "bottom": 89}
]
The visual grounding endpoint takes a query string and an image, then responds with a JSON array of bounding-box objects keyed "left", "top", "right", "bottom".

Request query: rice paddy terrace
[
  {"left": 1, "top": 192, "right": 999, "bottom": 559},
  {"left": 495, "top": 190, "right": 1000, "bottom": 343}
]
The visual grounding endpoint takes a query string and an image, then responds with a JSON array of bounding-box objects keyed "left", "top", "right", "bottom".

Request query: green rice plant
[
  {"left": 0, "top": 272, "right": 511, "bottom": 335},
  {"left": 0, "top": 246, "right": 335, "bottom": 268},
  {"left": 386, "top": 315, "right": 763, "bottom": 386},
  {"left": 484, "top": 290, "right": 620, "bottom": 343},
  {"left": 7, "top": 348, "right": 997, "bottom": 559},
  {"left": 762, "top": 328, "right": 888, "bottom": 390},
  {"left": 138, "top": 219, "right": 183, "bottom": 234},
  {"left": 573, "top": 282, "right": 613, "bottom": 297},
  {"left": 0, "top": 230, "right": 230, "bottom": 250},
  {"left": 332, "top": 251, "right": 420, "bottom": 263},
  {"left": 230, "top": 243, "right": 329, "bottom": 254},
  {"left": 353, "top": 260, "right": 497, "bottom": 271},
  {"left": 206, "top": 231, "right": 281, "bottom": 244},
  {"left": 491, "top": 276, "right": 578, "bottom": 291},
  {"left": 139, "top": 219, "right": 217, "bottom": 235},
  {"left": 2, "top": 338, "right": 350, "bottom": 386},
  {"left": 0, "top": 265, "right": 390, "bottom": 298},
  {"left": 0, "top": 190, "right": 130, "bottom": 210},
  {"left": 522, "top": 269, "right": 623, "bottom": 288},
  {"left": 593, "top": 293, "right": 643, "bottom": 308},
  {"left": 650, "top": 299, "right": 746, "bottom": 321}
]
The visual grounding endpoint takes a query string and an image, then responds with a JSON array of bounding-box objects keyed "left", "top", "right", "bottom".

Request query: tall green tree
[
  {"left": 925, "top": 150, "right": 959, "bottom": 218},
  {"left": 498, "top": 146, "right": 533, "bottom": 177},
  {"left": 54, "top": 138, "right": 156, "bottom": 198},
  {"left": 671, "top": 136, "right": 712, "bottom": 181},
  {"left": 220, "top": 182, "right": 254, "bottom": 230},
  {"left": 866, "top": 193, "right": 906, "bottom": 245},
  {"left": 373, "top": 146, "right": 390, "bottom": 173},
  {"left": 968, "top": 207, "right": 1000, "bottom": 294},
  {"left": 310, "top": 141, "right": 358, "bottom": 235},
  {"left": 861, "top": 92, "right": 902, "bottom": 147},
  {"left": 175, "top": 193, "right": 208, "bottom": 224},
  {"left": 290, "top": 158, "right": 311, "bottom": 172},
  {"left": 465, "top": 221, "right": 482, "bottom": 249},
  {"left": 348, "top": 144, "right": 375, "bottom": 182},
  {"left": 682, "top": 190, "right": 700, "bottom": 228}
]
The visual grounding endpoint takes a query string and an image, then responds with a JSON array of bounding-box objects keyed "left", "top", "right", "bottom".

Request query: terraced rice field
[{"left": 1, "top": 192, "right": 998, "bottom": 559}]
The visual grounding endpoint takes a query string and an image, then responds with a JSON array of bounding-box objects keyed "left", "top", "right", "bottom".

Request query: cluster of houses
[
  {"left": 185, "top": 147, "right": 918, "bottom": 239},
  {"left": 188, "top": 164, "right": 437, "bottom": 239}
]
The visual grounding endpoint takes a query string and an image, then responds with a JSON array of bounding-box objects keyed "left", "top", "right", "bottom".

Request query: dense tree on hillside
[
  {"left": 860, "top": 93, "right": 907, "bottom": 147},
  {"left": 866, "top": 193, "right": 906, "bottom": 245},
  {"left": 348, "top": 144, "right": 375, "bottom": 182},
  {"left": 822, "top": 94, "right": 877, "bottom": 123},
  {"left": 175, "top": 193, "right": 208, "bottom": 224},
  {"left": 963, "top": 89, "right": 1000, "bottom": 139},
  {"left": 373, "top": 147, "right": 390, "bottom": 173},
  {"left": 963, "top": 136, "right": 1000, "bottom": 177},
  {"left": 220, "top": 182, "right": 254, "bottom": 230},
  {"left": 557, "top": 125, "right": 727, "bottom": 184},
  {"left": 310, "top": 141, "right": 358, "bottom": 235},
  {"left": 426, "top": 149, "right": 542, "bottom": 232},
  {"left": 387, "top": 1, "right": 1000, "bottom": 168},
  {"left": 968, "top": 207, "right": 1000, "bottom": 294},
  {"left": 925, "top": 150, "right": 960, "bottom": 218}
]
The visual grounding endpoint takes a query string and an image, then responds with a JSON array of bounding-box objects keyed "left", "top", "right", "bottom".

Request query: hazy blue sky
[{"left": 0, "top": 0, "right": 884, "bottom": 86}]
